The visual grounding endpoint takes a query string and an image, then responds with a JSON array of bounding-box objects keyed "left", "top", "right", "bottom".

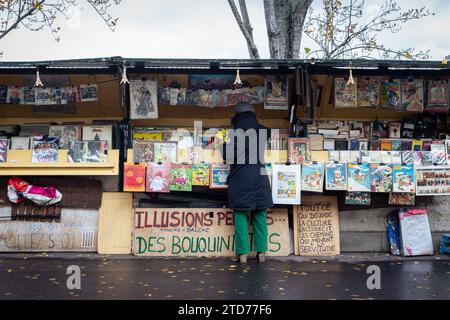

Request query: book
[
  {"left": 334, "top": 77, "right": 357, "bottom": 107},
  {"left": 391, "top": 139, "right": 402, "bottom": 151},
  {"left": 446, "top": 140, "right": 450, "bottom": 164},
  {"left": 401, "top": 122, "right": 414, "bottom": 139},
  {"left": 288, "top": 138, "right": 311, "bottom": 164},
  {"left": 210, "top": 164, "right": 230, "bottom": 189},
  {"left": 325, "top": 162, "right": 347, "bottom": 190},
  {"left": 401, "top": 151, "right": 414, "bottom": 164},
  {"left": 400, "top": 79, "right": 423, "bottom": 112},
  {"left": 133, "top": 140, "right": 154, "bottom": 163},
  {"left": 412, "top": 140, "right": 423, "bottom": 151},
  {"left": 192, "top": 163, "right": 210, "bottom": 186},
  {"left": 393, "top": 164, "right": 415, "bottom": 193},
  {"left": 335, "top": 139, "right": 348, "bottom": 151},
  {"left": 68, "top": 140, "right": 107, "bottom": 163},
  {"left": 430, "top": 144, "right": 446, "bottom": 165},
  {"left": 10, "top": 136, "right": 30, "bottom": 150},
  {"left": 308, "top": 134, "right": 324, "bottom": 151},
  {"left": 381, "top": 80, "right": 401, "bottom": 109},
  {"left": 153, "top": 141, "right": 178, "bottom": 163},
  {"left": 422, "top": 151, "right": 432, "bottom": 165},
  {"left": 369, "top": 139, "right": 380, "bottom": 151},
  {"left": 370, "top": 164, "right": 393, "bottom": 193},
  {"left": 348, "top": 139, "right": 359, "bottom": 151},
  {"left": 323, "top": 138, "right": 335, "bottom": 151},
  {"left": 146, "top": 162, "right": 171, "bottom": 193},
  {"left": 301, "top": 161, "right": 324, "bottom": 193},
  {"left": 380, "top": 139, "right": 392, "bottom": 151},
  {"left": 349, "top": 151, "right": 360, "bottom": 163},
  {"left": 348, "top": 163, "right": 371, "bottom": 192},
  {"left": 401, "top": 139, "right": 413, "bottom": 151},
  {"left": 427, "top": 80, "right": 448, "bottom": 112},
  {"left": 389, "top": 123, "right": 401, "bottom": 138},
  {"left": 0, "top": 139, "right": 8, "bottom": 162},
  {"left": 170, "top": 164, "right": 193, "bottom": 191},
  {"left": 49, "top": 125, "right": 82, "bottom": 149},
  {"left": 422, "top": 139, "right": 432, "bottom": 151},
  {"left": 123, "top": 163, "right": 146, "bottom": 192},
  {"left": 32, "top": 135, "right": 59, "bottom": 163},
  {"left": 345, "top": 192, "right": 371, "bottom": 205},
  {"left": 388, "top": 193, "right": 415, "bottom": 206},
  {"left": 132, "top": 128, "right": 163, "bottom": 141},
  {"left": 358, "top": 139, "right": 369, "bottom": 151},
  {"left": 339, "top": 150, "right": 350, "bottom": 163},
  {"left": 82, "top": 125, "right": 112, "bottom": 151},
  {"left": 412, "top": 151, "right": 424, "bottom": 166},
  {"left": 357, "top": 77, "right": 380, "bottom": 108}
]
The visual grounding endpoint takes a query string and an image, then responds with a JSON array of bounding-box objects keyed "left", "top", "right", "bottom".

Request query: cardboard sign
[
  {"left": 294, "top": 196, "right": 340, "bottom": 256},
  {"left": 133, "top": 207, "right": 289, "bottom": 257},
  {"left": 0, "top": 207, "right": 98, "bottom": 252}
]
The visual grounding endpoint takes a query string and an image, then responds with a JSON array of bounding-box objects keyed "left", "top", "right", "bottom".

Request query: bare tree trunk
[
  {"left": 263, "top": 0, "right": 282, "bottom": 59},
  {"left": 288, "top": 0, "right": 313, "bottom": 59}
]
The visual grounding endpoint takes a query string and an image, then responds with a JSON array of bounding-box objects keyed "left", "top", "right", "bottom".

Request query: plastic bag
[{"left": 7, "top": 177, "right": 62, "bottom": 206}]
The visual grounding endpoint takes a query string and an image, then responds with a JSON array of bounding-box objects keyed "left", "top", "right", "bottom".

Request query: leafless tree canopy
[{"left": 0, "top": 0, "right": 121, "bottom": 42}]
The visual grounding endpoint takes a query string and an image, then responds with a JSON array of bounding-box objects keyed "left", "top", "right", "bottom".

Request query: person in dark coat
[{"left": 219, "top": 102, "right": 273, "bottom": 263}]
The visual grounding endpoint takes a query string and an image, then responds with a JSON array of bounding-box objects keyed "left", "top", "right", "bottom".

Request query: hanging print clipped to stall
[{"left": 129, "top": 79, "right": 159, "bottom": 119}]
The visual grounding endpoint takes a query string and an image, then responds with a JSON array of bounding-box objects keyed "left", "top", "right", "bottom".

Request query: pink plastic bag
[{"left": 7, "top": 177, "right": 62, "bottom": 206}]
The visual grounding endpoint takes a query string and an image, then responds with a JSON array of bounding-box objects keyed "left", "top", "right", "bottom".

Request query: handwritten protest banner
[
  {"left": 294, "top": 196, "right": 340, "bottom": 256},
  {"left": 133, "top": 207, "right": 290, "bottom": 257}
]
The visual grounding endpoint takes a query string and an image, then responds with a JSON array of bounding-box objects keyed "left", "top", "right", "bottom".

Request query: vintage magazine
[
  {"left": 192, "top": 162, "right": 210, "bottom": 186},
  {"left": 325, "top": 162, "right": 347, "bottom": 190},
  {"left": 49, "top": 125, "right": 82, "bottom": 149},
  {"left": 301, "top": 161, "right": 324, "bottom": 193},
  {"left": 347, "top": 163, "right": 370, "bottom": 192},
  {"left": 427, "top": 80, "right": 448, "bottom": 112},
  {"left": 430, "top": 143, "right": 446, "bottom": 165},
  {"left": 146, "top": 162, "right": 171, "bottom": 193},
  {"left": 400, "top": 79, "right": 423, "bottom": 112},
  {"left": 32, "top": 135, "right": 59, "bottom": 163},
  {"left": 393, "top": 164, "right": 415, "bottom": 193},
  {"left": 210, "top": 163, "right": 230, "bottom": 189},
  {"left": 370, "top": 163, "right": 393, "bottom": 193},
  {"left": 133, "top": 140, "right": 154, "bottom": 163},
  {"left": 129, "top": 79, "right": 159, "bottom": 119},
  {"left": 381, "top": 80, "right": 401, "bottom": 109},
  {"left": 288, "top": 138, "right": 311, "bottom": 164},
  {"left": 123, "top": 163, "right": 146, "bottom": 192},
  {"left": 415, "top": 166, "right": 450, "bottom": 196},
  {"left": 170, "top": 164, "right": 193, "bottom": 192},
  {"left": 264, "top": 76, "right": 289, "bottom": 110},
  {"left": 357, "top": 77, "right": 380, "bottom": 108},
  {"left": 335, "top": 77, "right": 357, "bottom": 108},
  {"left": 82, "top": 125, "right": 112, "bottom": 151},
  {"left": 68, "top": 141, "right": 107, "bottom": 163},
  {"left": 78, "top": 84, "right": 98, "bottom": 102},
  {"left": 271, "top": 164, "right": 301, "bottom": 205}
]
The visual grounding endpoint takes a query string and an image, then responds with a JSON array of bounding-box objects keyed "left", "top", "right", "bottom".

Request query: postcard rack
[{"left": 0, "top": 150, "right": 120, "bottom": 176}]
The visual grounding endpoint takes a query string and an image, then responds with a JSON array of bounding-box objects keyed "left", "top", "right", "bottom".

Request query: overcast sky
[{"left": 1, "top": 0, "right": 449, "bottom": 61}]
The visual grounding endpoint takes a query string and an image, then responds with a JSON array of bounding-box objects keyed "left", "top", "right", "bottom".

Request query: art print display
[
  {"left": 68, "top": 141, "right": 106, "bottom": 163},
  {"left": 133, "top": 140, "right": 154, "bottom": 163},
  {"left": 32, "top": 135, "right": 59, "bottom": 163},
  {"left": 415, "top": 166, "right": 450, "bottom": 196},
  {"left": 325, "top": 162, "right": 347, "bottom": 190},
  {"left": 210, "top": 164, "right": 230, "bottom": 189},
  {"left": 357, "top": 78, "right": 380, "bottom": 108},
  {"left": 49, "top": 125, "right": 82, "bottom": 149},
  {"left": 370, "top": 164, "right": 393, "bottom": 193},
  {"left": 6, "top": 86, "right": 23, "bottom": 104},
  {"left": 334, "top": 77, "right": 357, "bottom": 108},
  {"left": 393, "top": 164, "right": 415, "bottom": 193},
  {"left": 192, "top": 162, "right": 210, "bottom": 186},
  {"left": 170, "top": 164, "right": 193, "bottom": 192},
  {"left": 146, "top": 162, "right": 171, "bottom": 193},
  {"left": 129, "top": 79, "right": 159, "bottom": 119},
  {"left": 430, "top": 143, "right": 446, "bottom": 165},
  {"left": 78, "top": 84, "right": 98, "bottom": 102},
  {"left": 64, "top": 86, "right": 79, "bottom": 103},
  {"left": 82, "top": 125, "right": 112, "bottom": 151},
  {"left": 345, "top": 192, "right": 371, "bottom": 205},
  {"left": 347, "top": 163, "right": 370, "bottom": 192},
  {"left": 10, "top": 136, "right": 30, "bottom": 150},
  {"left": 301, "top": 161, "right": 324, "bottom": 192},
  {"left": 123, "top": 163, "right": 146, "bottom": 192},
  {"left": 381, "top": 80, "right": 401, "bottom": 109},
  {"left": 22, "top": 87, "right": 35, "bottom": 105},
  {"left": 189, "top": 74, "right": 235, "bottom": 90},
  {"left": 400, "top": 79, "right": 423, "bottom": 112},
  {"left": 0, "top": 139, "right": 8, "bottom": 162},
  {"left": 34, "top": 87, "right": 62, "bottom": 105},
  {"left": 153, "top": 142, "right": 177, "bottom": 163},
  {"left": 288, "top": 138, "right": 311, "bottom": 164},
  {"left": 388, "top": 193, "right": 415, "bottom": 206},
  {"left": 427, "top": 80, "right": 448, "bottom": 112},
  {"left": 271, "top": 164, "right": 301, "bottom": 205},
  {"left": 264, "top": 76, "right": 289, "bottom": 110}
]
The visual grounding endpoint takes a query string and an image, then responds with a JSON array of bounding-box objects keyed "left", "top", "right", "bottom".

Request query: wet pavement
[{"left": 0, "top": 253, "right": 449, "bottom": 300}]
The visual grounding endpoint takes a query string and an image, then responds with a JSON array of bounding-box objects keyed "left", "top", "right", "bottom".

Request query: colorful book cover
[
  {"left": 301, "top": 161, "right": 324, "bottom": 192},
  {"left": 334, "top": 77, "right": 357, "bottom": 108},
  {"left": 32, "top": 135, "right": 59, "bottom": 163},
  {"left": 0, "top": 139, "right": 8, "bottom": 162},
  {"left": 389, "top": 193, "right": 415, "bottom": 206},
  {"left": 288, "top": 138, "right": 311, "bottom": 164},
  {"left": 370, "top": 164, "right": 393, "bottom": 193},
  {"left": 68, "top": 141, "right": 107, "bottom": 163},
  {"left": 133, "top": 140, "right": 154, "bottom": 163},
  {"left": 402, "top": 139, "right": 413, "bottom": 151},
  {"left": 82, "top": 125, "right": 112, "bottom": 151},
  {"left": 123, "top": 163, "right": 146, "bottom": 192},
  {"left": 430, "top": 144, "right": 446, "bottom": 165},
  {"left": 357, "top": 78, "right": 380, "bottom": 108},
  {"left": 421, "top": 151, "right": 432, "bottom": 166},
  {"left": 412, "top": 140, "right": 423, "bottom": 151},
  {"left": 264, "top": 76, "right": 289, "bottom": 110},
  {"left": 369, "top": 139, "right": 380, "bottom": 151},
  {"left": 427, "top": 80, "right": 448, "bottom": 112},
  {"left": 422, "top": 139, "right": 432, "bottom": 151},
  {"left": 345, "top": 192, "right": 371, "bottom": 205},
  {"left": 153, "top": 142, "right": 178, "bottom": 163},
  {"left": 348, "top": 139, "right": 359, "bottom": 150},
  {"left": 393, "top": 164, "right": 415, "bottom": 193},
  {"left": 380, "top": 139, "right": 392, "bottom": 151},
  {"left": 381, "top": 80, "right": 401, "bottom": 109},
  {"left": 146, "top": 162, "right": 171, "bottom": 193},
  {"left": 402, "top": 151, "right": 414, "bottom": 164},
  {"left": 192, "top": 163, "right": 210, "bottom": 186},
  {"left": 347, "top": 163, "right": 370, "bottom": 192},
  {"left": 389, "top": 123, "right": 402, "bottom": 138},
  {"left": 400, "top": 79, "right": 423, "bottom": 112},
  {"left": 210, "top": 164, "right": 230, "bottom": 189},
  {"left": 49, "top": 125, "right": 82, "bottom": 149},
  {"left": 358, "top": 139, "right": 369, "bottom": 151},
  {"left": 133, "top": 133, "right": 163, "bottom": 141},
  {"left": 170, "top": 164, "right": 193, "bottom": 191},
  {"left": 325, "top": 162, "right": 347, "bottom": 190},
  {"left": 391, "top": 139, "right": 402, "bottom": 151}
]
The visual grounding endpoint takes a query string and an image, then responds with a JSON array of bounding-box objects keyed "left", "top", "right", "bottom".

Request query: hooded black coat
[{"left": 220, "top": 111, "right": 273, "bottom": 211}]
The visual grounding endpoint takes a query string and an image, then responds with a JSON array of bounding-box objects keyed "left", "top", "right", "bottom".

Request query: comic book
[
  {"left": 381, "top": 80, "right": 401, "bottom": 109},
  {"left": 170, "top": 164, "right": 193, "bottom": 192},
  {"left": 271, "top": 164, "right": 301, "bottom": 204},
  {"left": 123, "top": 163, "right": 146, "bottom": 192},
  {"left": 388, "top": 193, "right": 415, "bottom": 206},
  {"left": 325, "top": 162, "right": 347, "bottom": 190},
  {"left": 146, "top": 162, "right": 171, "bottom": 193},
  {"left": 192, "top": 163, "right": 210, "bottom": 186},
  {"left": 301, "top": 161, "right": 324, "bottom": 192},
  {"left": 288, "top": 138, "right": 311, "bottom": 164},
  {"left": 400, "top": 79, "right": 423, "bottom": 112},
  {"left": 430, "top": 143, "right": 446, "bottom": 165},
  {"left": 370, "top": 163, "right": 393, "bottom": 193},
  {"left": 133, "top": 140, "right": 154, "bottom": 163},
  {"left": 347, "top": 163, "right": 371, "bottom": 192},
  {"left": 334, "top": 77, "right": 357, "bottom": 107},
  {"left": 210, "top": 164, "right": 230, "bottom": 189},
  {"left": 427, "top": 80, "right": 448, "bottom": 112},
  {"left": 393, "top": 164, "right": 415, "bottom": 193},
  {"left": 357, "top": 78, "right": 380, "bottom": 108}
]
